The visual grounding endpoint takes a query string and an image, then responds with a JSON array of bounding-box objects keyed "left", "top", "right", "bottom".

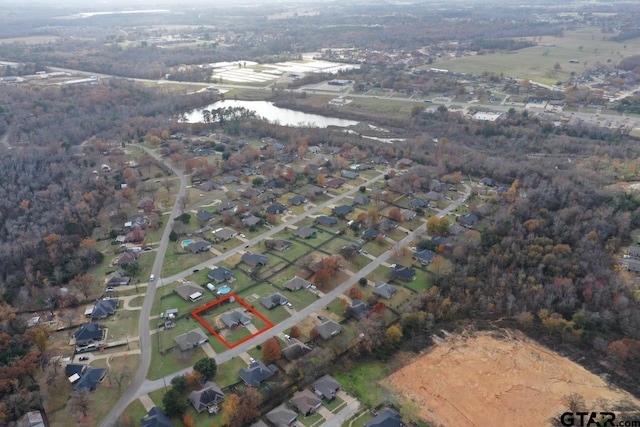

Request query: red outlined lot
[{"left": 191, "top": 293, "right": 274, "bottom": 349}]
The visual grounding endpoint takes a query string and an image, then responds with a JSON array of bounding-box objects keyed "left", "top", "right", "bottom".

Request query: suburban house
[
  {"left": 409, "top": 198, "right": 429, "bottom": 209},
  {"left": 218, "top": 200, "right": 237, "bottom": 213},
  {"left": 238, "top": 360, "right": 276, "bottom": 386},
  {"left": 284, "top": 276, "right": 311, "bottom": 291},
  {"left": 326, "top": 178, "right": 345, "bottom": 189},
  {"left": 106, "top": 271, "right": 131, "bottom": 287},
  {"left": 425, "top": 191, "right": 443, "bottom": 201},
  {"left": 241, "top": 253, "right": 268, "bottom": 267},
  {"left": 293, "top": 227, "right": 316, "bottom": 239},
  {"left": 365, "top": 410, "right": 405, "bottom": 427},
  {"left": 187, "top": 241, "right": 212, "bottom": 253},
  {"left": 314, "top": 215, "right": 338, "bottom": 227},
  {"left": 353, "top": 194, "right": 370, "bottom": 205},
  {"left": 346, "top": 299, "right": 371, "bottom": 320},
  {"left": 288, "top": 195, "right": 307, "bottom": 206},
  {"left": 221, "top": 310, "right": 251, "bottom": 328},
  {"left": 197, "top": 209, "right": 215, "bottom": 223},
  {"left": 391, "top": 264, "right": 416, "bottom": 281},
  {"left": 414, "top": 249, "right": 437, "bottom": 264},
  {"left": 89, "top": 298, "right": 118, "bottom": 320},
  {"left": 373, "top": 282, "right": 397, "bottom": 299},
  {"left": 396, "top": 158, "right": 413, "bottom": 168},
  {"left": 189, "top": 381, "right": 224, "bottom": 413},
  {"left": 378, "top": 219, "right": 399, "bottom": 232},
  {"left": 242, "top": 215, "right": 262, "bottom": 227},
  {"left": 401, "top": 209, "right": 416, "bottom": 221},
  {"left": 341, "top": 170, "right": 359, "bottom": 180},
  {"left": 332, "top": 205, "right": 354, "bottom": 216},
  {"left": 308, "top": 146, "right": 321, "bottom": 154},
  {"left": 198, "top": 181, "right": 219, "bottom": 192},
  {"left": 312, "top": 375, "right": 341, "bottom": 401},
  {"left": 207, "top": 266, "right": 235, "bottom": 283},
  {"left": 448, "top": 223, "right": 465, "bottom": 236},
  {"left": 266, "top": 404, "right": 297, "bottom": 427},
  {"left": 73, "top": 323, "right": 104, "bottom": 346},
  {"left": 289, "top": 389, "right": 322, "bottom": 416},
  {"left": 372, "top": 156, "right": 389, "bottom": 165},
  {"left": 307, "top": 186, "right": 326, "bottom": 197},
  {"left": 212, "top": 227, "right": 238, "bottom": 241},
  {"left": 174, "top": 329, "right": 208, "bottom": 351},
  {"left": 266, "top": 203, "right": 287, "bottom": 215},
  {"left": 242, "top": 188, "right": 262, "bottom": 200},
  {"left": 313, "top": 320, "right": 342, "bottom": 340},
  {"left": 125, "top": 214, "right": 147, "bottom": 229},
  {"left": 480, "top": 177, "right": 496, "bottom": 187},
  {"left": 260, "top": 293, "right": 289, "bottom": 309},
  {"left": 65, "top": 363, "right": 107, "bottom": 392},
  {"left": 282, "top": 339, "right": 312, "bottom": 361},
  {"left": 267, "top": 239, "right": 293, "bottom": 252},
  {"left": 458, "top": 213, "right": 479, "bottom": 228},
  {"left": 363, "top": 229, "right": 381, "bottom": 241},
  {"left": 141, "top": 407, "right": 174, "bottom": 427},
  {"left": 115, "top": 251, "right": 139, "bottom": 266},
  {"left": 174, "top": 282, "right": 205, "bottom": 301}
]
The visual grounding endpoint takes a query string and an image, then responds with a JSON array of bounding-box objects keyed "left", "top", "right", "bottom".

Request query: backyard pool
[
  {"left": 218, "top": 285, "right": 231, "bottom": 295},
  {"left": 181, "top": 239, "right": 194, "bottom": 248}
]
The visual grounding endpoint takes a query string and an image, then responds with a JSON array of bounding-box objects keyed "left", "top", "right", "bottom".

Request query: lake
[{"left": 182, "top": 100, "right": 359, "bottom": 128}]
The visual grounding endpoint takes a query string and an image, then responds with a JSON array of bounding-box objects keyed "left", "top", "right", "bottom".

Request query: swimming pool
[
  {"left": 218, "top": 285, "right": 231, "bottom": 295},
  {"left": 181, "top": 239, "right": 194, "bottom": 248}
]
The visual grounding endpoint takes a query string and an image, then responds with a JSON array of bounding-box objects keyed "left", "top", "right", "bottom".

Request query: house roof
[
  {"left": 284, "top": 276, "right": 311, "bottom": 291},
  {"left": 91, "top": 299, "right": 118, "bottom": 319},
  {"left": 480, "top": 177, "right": 496, "bottom": 186},
  {"left": 241, "top": 253, "right": 268, "bottom": 266},
  {"left": 363, "top": 229, "right": 380, "bottom": 240},
  {"left": 250, "top": 421, "right": 270, "bottom": 427},
  {"left": 290, "top": 389, "right": 322, "bottom": 415},
  {"left": 282, "top": 339, "right": 312, "bottom": 361},
  {"left": 207, "top": 266, "right": 234, "bottom": 283},
  {"left": 266, "top": 203, "right": 287, "bottom": 215},
  {"left": 332, "top": 205, "right": 354, "bottom": 216},
  {"left": 378, "top": 219, "right": 398, "bottom": 231},
  {"left": 315, "top": 215, "right": 338, "bottom": 227},
  {"left": 16, "top": 411, "right": 45, "bottom": 427},
  {"left": 373, "top": 282, "right": 397, "bottom": 299},
  {"left": 307, "top": 185, "right": 326, "bottom": 195},
  {"left": 174, "top": 329, "right": 208, "bottom": 351},
  {"left": 365, "top": 410, "right": 405, "bottom": 427},
  {"left": 239, "top": 360, "right": 275, "bottom": 386},
  {"left": 260, "top": 293, "right": 288, "bottom": 309},
  {"left": 116, "top": 251, "right": 139, "bottom": 265},
  {"left": 73, "top": 323, "right": 104, "bottom": 343},
  {"left": 391, "top": 265, "right": 415, "bottom": 281},
  {"left": 67, "top": 364, "right": 106, "bottom": 392},
  {"left": 630, "top": 246, "right": 640, "bottom": 258},
  {"left": 448, "top": 223, "right": 465, "bottom": 235},
  {"left": 269, "top": 239, "right": 293, "bottom": 251},
  {"left": 219, "top": 200, "right": 237, "bottom": 211},
  {"left": 213, "top": 228, "right": 238, "bottom": 240},
  {"left": 313, "top": 320, "right": 342, "bottom": 340},
  {"left": 293, "top": 227, "right": 316, "bottom": 239},
  {"left": 141, "top": 407, "right": 174, "bottom": 427},
  {"left": 425, "top": 191, "right": 443, "bottom": 201},
  {"left": 341, "top": 170, "right": 359, "bottom": 179},
  {"left": 242, "top": 215, "right": 262, "bottom": 226},
  {"left": 409, "top": 198, "right": 429, "bottom": 208},
  {"left": 414, "top": 249, "right": 436, "bottom": 263},
  {"left": 288, "top": 195, "right": 307, "bottom": 205},
  {"left": 189, "top": 381, "right": 224, "bottom": 413},
  {"left": 197, "top": 209, "right": 215, "bottom": 222},
  {"left": 175, "top": 282, "right": 205, "bottom": 301},
  {"left": 107, "top": 272, "right": 131, "bottom": 287},
  {"left": 353, "top": 195, "right": 370, "bottom": 205},
  {"left": 187, "top": 241, "right": 211, "bottom": 253},
  {"left": 242, "top": 188, "right": 261, "bottom": 199},
  {"left": 266, "top": 404, "right": 297, "bottom": 427},
  {"left": 221, "top": 310, "right": 251, "bottom": 327},
  {"left": 346, "top": 299, "right": 371, "bottom": 319},
  {"left": 401, "top": 209, "right": 416, "bottom": 220},
  {"left": 326, "top": 178, "right": 345, "bottom": 188},
  {"left": 312, "top": 374, "right": 341, "bottom": 400},
  {"left": 458, "top": 213, "right": 479, "bottom": 226}
]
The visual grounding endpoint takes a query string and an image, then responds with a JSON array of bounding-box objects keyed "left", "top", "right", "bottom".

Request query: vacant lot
[{"left": 387, "top": 330, "right": 640, "bottom": 427}]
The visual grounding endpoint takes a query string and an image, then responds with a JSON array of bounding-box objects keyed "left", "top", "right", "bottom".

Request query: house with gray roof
[
  {"left": 288, "top": 195, "right": 307, "bottom": 206},
  {"left": 90, "top": 298, "right": 118, "bottom": 319},
  {"left": 197, "top": 209, "right": 215, "bottom": 222},
  {"left": 282, "top": 339, "right": 311, "bottom": 361},
  {"left": 106, "top": 271, "right": 131, "bottom": 287},
  {"left": 313, "top": 320, "right": 342, "bottom": 340},
  {"left": 65, "top": 363, "right": 107, "bottom": 392},
  {"left": 174, "top": 329, "right": 208, "bottom": 351},
  {"left": 141, "top": 407, "right": 174, "bottom": 427},
  {"left": 266, "top": 239, "right": 293, "bottom": 252},
  {"left": 293, "top": 227, "right": 316, "bottom": 239},
  {"left": 409, "top": 198, "right": 429, "bottom": 209},
  {"left": 373, "top": 282, "right": 397, "bottom": 299},
  {"left": 290, "top": 390, "right": 322, "bottom": 416},
  {"left": 241, "top": 253, "right": 268, "bottom": 267},
  {"left": 242, "top": 215, "right": 262, "bottom": 227},
  {"left": 284, "top": 276, "right": 311, "bottom": 291},
  {"left": 401, "top": 209, "right": 416, "bottom": 221},
  {"left": 212, "top": 227, "right": 238, "bottom": 241},
  {"left": 378, "top": 219, "right": 399, "bottom": 232},
  {"left": 187, "top": 241, "right": 212, "bottom": 253},
  {"left": 414, "top": 249, "right": 436, "bottom": 264},
  {"left": 266, "top": 404, "right": 297, "bottom": 427},
  {"left": 221, "top": 310, "right": 251, "bottom": 328},
  {"left": 312, "top": 375, "right": 341, "bottom": 401},
  {"left": 189, "top": 381, "right": 224, "bottom": 413},
  {"left": 239, "top": 360, "right": 275, "bottom": 386},
  {"left": 207, "top": 266, "right": 234, "bottom": 283},
  {"left": 260, "top": 293, "right": 288, "bottom": 309},
  {"left": 353, "top": 194, "right": 370, "bottom": 205},
  {"left": 266, "top": 203, "right": 287, "bottom": 215},
  {"left": 174, "top": 282, "right": 205, "bottom": 301},
  {"left": 346, "top": 299, "right": 371, "bottom": 320},
  {"left": 341, "top": 170, "right": 359, "bottom": 180},
  {"left": 365, "top": 410, "right": 405, "bottom": 427},
  {"left": 332, "top": 205, "right": 354, "bottom": 216},
  {"left": 73, "top": 323, "right": 104, "bottom": 346},
  {"left": 314, "top": 215, "right": 338, "bottom": 227}
]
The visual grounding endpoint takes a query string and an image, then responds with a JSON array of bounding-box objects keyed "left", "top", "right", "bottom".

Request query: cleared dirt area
[{"left": 387, "top": 330, "right": 640, "bottom": 427}]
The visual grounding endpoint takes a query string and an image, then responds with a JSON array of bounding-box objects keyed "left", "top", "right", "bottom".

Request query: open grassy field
[{"left": 436, "top": 27, "right": 640, "bottom": 85}]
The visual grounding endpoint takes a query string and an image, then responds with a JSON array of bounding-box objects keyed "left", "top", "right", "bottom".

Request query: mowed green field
[{"left": 436, "top": 27, "right": 640, "bottom": 85}]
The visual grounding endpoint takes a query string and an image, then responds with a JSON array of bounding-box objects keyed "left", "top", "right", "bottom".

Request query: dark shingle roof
[
  {"left": 239, "top": 360, "right": 275, "bottom": 386},
  {"left": 312, "top": 374, "right": 341, "bottom": 400},
  {"left": 141, "top": 407, "right": 174, "bottom": 427},
  {"left": 189, "top": 381, "right": 224, "bottom": 413},
  {"left": 207, "top": 266, "right": 234, "bottom": 283}
]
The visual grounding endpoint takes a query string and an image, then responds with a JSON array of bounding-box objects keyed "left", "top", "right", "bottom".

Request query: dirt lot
[{"left": 387, "top": 330, "right": 640, "bottom": 427}]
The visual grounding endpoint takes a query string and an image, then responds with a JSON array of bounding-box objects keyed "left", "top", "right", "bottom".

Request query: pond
[{"left": 182, "top": 100, "right": 359, "bottom": 128}]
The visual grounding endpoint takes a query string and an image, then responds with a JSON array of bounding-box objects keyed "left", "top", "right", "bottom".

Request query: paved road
[
  {"left": 101, "top": 146, "right": 187, "bottom": 427},
  {"left": 323, "top": 400, "right": 360, "bottom": 427}
]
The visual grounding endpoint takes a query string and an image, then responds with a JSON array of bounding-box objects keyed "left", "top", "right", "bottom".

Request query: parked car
[{"left": 79, "top": 356, "right": 89, "bottom": 361}]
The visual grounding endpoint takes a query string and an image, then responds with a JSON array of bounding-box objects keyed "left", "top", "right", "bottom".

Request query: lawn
[
  {"left": 324, "top": 396, "right": 345, "bottom": 413},
  {"left": 399, "top": 269, "right": 431, "bottom": 293},
  {"left": 253, "top": 305, "right": 290, "bottom": 325},
  {"left": 147, "top": 336, "right": 207, "bottom": 380},
  {"left": 325, "top": 298, "right": 347, "bottom": 322},
  {"left": 299, "top": 412, "right": 324, "bottom": 426},
  {"left": 104, "top": 307, "right": 140, "bottom": 338},
  {"left": 333, "top": 361, "right": 392, "bottom": 407},
  {"left": 161, "top": 247, "right": 212, "bottom": 276},
  {"left": 365, "top": 266, "right": 392, "bottom": 286},
  {"left": 318, "top": 235, "right": 356, "bottom": 256},
  {"left": 283, "top": 288, "right": 320, "bottom": 308},
  {"left": 215, "top": 356, "right": 246, "bottom": 387},
  {"left": 361, "top": 240, "right": 390, "bottom": 256},
  {"left": 276, "top": 241, "right": 313, "bottom": 262},
  {"left": 121, "top": 399, "right": 147, "bottom": 425}
]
